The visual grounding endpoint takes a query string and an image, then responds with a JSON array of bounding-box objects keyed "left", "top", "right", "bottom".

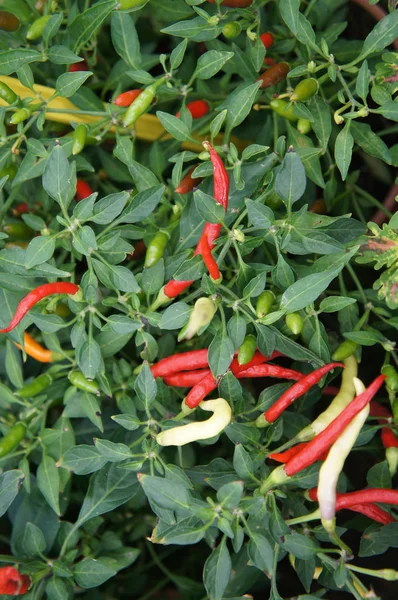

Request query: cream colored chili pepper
[
  {"left": 178, "top": 297, "right": 217, "bottom": 341},
  {"left": 317, "top": 378, "right": 368, "bottom": 535},
  {"left": 156, "top": 398, "right": 232, "bottom": 446},
  {"left": 0, "top": 76, "right": 249, "bottom": 153}
]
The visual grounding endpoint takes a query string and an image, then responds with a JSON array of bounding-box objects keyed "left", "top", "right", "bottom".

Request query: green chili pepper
[
  {"left": 297, "top": 118, "right": 312, "bottom": 134},
  {"left": 222, "top": 21, "right": 242, "bottom": 38},
  {"left": 269, "top": 99, "right": 298, "bottom": 122},
  {"left": 255, "top": 291, "right": 274, "bottom": 319},
  {"left": 17, "top": 373, "right": 53, "bottom": 398},
  {"left": 0, "top": 10, "right": 20, "bottom": 32},
  {"left": 72, "top": 124, "right": 87, "bottom": 156},
  {"left": 285, "top": 313, "right": 303, "bottom": 335},
  {"left": 118, "top": 0, "right": 148, "bottom": 8},
  {"left": 290, "top": 78, "right": 319, "bottom": 102},
  {"left": 382, "top": 365, "right": 397, "bottom": 378},
  {"left": 265, "top": 192, "right": 283, "bottom": 210},
  {"left": 123, "top": 76, "right": 167, "bottom": 127},
  {"left": 0, "top": 81, "right": 17, "bottom": 105},
  {"left": 382, "top": 366, "right": 398, "bottom": 392},
  {"left": 9, "top": 108, "right": 31, "bottom": 125},
  {"left": 3, "top": 222, "right": 34, "bottom": 240},
  {"left": 238, "top": 334, "right": 257, "bottom": 366},
  {"left": 0, "top": 422, "right": 26, "bottom": 458},
  {"left": 332, "top": 340, "right": 358, "bottom": 361},
  {"left": 26, "top": 15, "right": 51, "bottom": 40},
  {"left": 392, "top": 399, "right": 398, "bottom": 424},
  {"left": 69, "top": 371, "right": 100, "bottom": 395},
  {"left": 144, "top": 231, "right": 170, "bottom": 268}
]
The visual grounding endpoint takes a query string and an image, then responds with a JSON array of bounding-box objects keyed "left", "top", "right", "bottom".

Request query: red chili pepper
[
  {"left": 185, "top": 372, "right": 219, "bottom": 408},
  {"left": 309, "top": 487, "right": 398, "bottom": 513},
  {"left": 263, "top": 57, "right": 276, "bottom": 67},
  {"left": 231, "top": 350, "right": 283, "bottom": 375},
  {"left": 151, "top": 349, "right": 210, "bottom": 378},
  {"left": 0, "top": 566, "right": 30, "bottom": 595},
  {"left": 269, "top": 443, "right": 329, "bottom": 464},
  {"left": 260, "top": 32, "right": 274, "bottom": 49},
  {"left": 164, "top": 142, "right": 229, "bottom": 299},
  {"left": 114, "top": 89, "right": 143, "bottom": 107},
  {"left": 164, "top": 369, "right": 211, "bottom": 387},
  {"left": 257, "top": 62, "right": 290, "bottom": 89},
  {"left": 175, "top": 166, "right": 202, "bottom": 194},
  {"left": 75, "top": 179, "right": 93, "bottom": 202},
  {"left": 263, "top": 363, "right": 344, "bottom": 424},
  {"left": 322, "top": 386, "right": 340, "bottom": 396},
  {"left": 200, "top": 233, "right": 221, "bottom": 280},
  {"left": 176, "top": 100, "right": 210, "bottom": 119},
  {"left": 0, "top": 282, "right": 79, "bottom": 334},
  {"left": 308, "top": 488, "right": 395, "bottom": 524},
  {"left": 13, "top": 202, "right": 29, "bottom": 215},
  {"left": 284, "top": 375, "right": 386, "bottom": 476},
  {"left": 370, "top": 401, "right": 398, "bottom": 449},
  {"left": 235, "top": 363, "right": 305, "bottom": 381},
  {"left": 69, "top": 60, "right": 89, "bottom": 72}
]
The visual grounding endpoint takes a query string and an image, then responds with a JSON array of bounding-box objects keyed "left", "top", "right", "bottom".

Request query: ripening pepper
[
  {"left": 290, "top": 78, "right": 319, "bottom": 102},
  {"left": 123, "top": 76, "right": 166, "bottom": 127},
  {"left": 178, "top": 297, "right": 217, "bottom": 341},
  {"left": 0, "top": 10, "right": 20, "bottom": 32},
  {"left": 255, "top": 291, "right": 274, "bottom": 318},
  {"left": 0, "top": 81, "right": 17, "bottom": 105},
  {"left": 257, "top": 62, "right": 290, "bottom": 89},
  {"left": 238, "top": 334, "right": 257, "bottom": 366},
  {"left": 176, "top": 100, "right": 210, "bottom": 119},
  {"left": 285, "top": 313, "right": 303, "bottom": 335},
  {"left": 9, "top": 108, "right": 31, "bottom": 125},
  {"left": 332, "top": 340, "right": 358, "bottom": 361},
  {"left": 297, "top": 118, "right": 312, "bottom": 134},
  {"left": 114, "top": 89, "right": 143, "bottom": 107}
]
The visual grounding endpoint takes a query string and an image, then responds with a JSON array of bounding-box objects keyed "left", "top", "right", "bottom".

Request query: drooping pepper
[
  {"left": 269, "top": 99, "right": 298, "bottom": 122},
  {"left": 17, "top": 373, "right": 53, "bottom": 398},
  {"left": 255, "top": 291, "right": 274, "bottom": 318},
  {"left": 26, "top": 15, "right": 51, "bottom": 40},
  {"left": 123, "top": 76, "right": 167, "bottom": 127},
  {"left": 285, "top": 312, "right": 303, "bottom": 335},
  {"left": 237, "top": 334, "right": 257, "bottom": 366},
  {"left": 14, "top": 332, "right": 61, "bottom": 363},
  {"left": 0, "top": 11, "right": 20, "bottom": 32},
  {"left": 175, "top": 166, "right": 202, "bottom": 194},
  {"left": 0, "top": 81, "right": 18, "bottom": 105},
  {"left": 290, "top": 78, "right": 319, "bottom": 102},
  {"left": 144, "top": 231, "right": 170, "bottom": 268},
  {"left": 257, "top": 63, "right": 290, "bottom": 89},
  {"left": 72, "top": 124, "right": 87, "bottom": 156}
]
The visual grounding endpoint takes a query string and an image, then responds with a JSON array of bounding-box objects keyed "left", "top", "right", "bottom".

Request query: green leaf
[
  {"left": 246, "top": 199, "right": 273, "bottom": 229},
  {"left": 193, "top": 50, "right": 234, "bottom": 80},
  {"left": 225, "top": 81, "right": 261, "bottom": 133},
  {"left": 24, "top": 236, "right": 55, "bottom": 269},
  {"left": 275, "top": 147, "right": 306, "bottom": 207},
  {"left": 139, "top": 474, "right": 191, "bottom": 510},
  {"left": 55, "top": 71, "right": 92, "bottom": 98},
  {"left": 94, "top": 439, "right": 132, "bottom": 462},
  {"left": 68, "top": 0, "right": 117, "bottom": 53},
  {"left": 111, "top": 12, "right": 141, "bottom": 69},
  {"left": 203, "top": 539, "right": 232, "bottom": 600},
  {"left": 77, "top": 463, "right": 140, "bottom": 526},
  {"left": 335, "top": 122, "right": 354, "bottom": 181},
  {"left": 279, "top": 0, "right": 300, "bottom": 35},
  {"left": 156, "top": 111, "right": 192, "bottom": 142},
  {"left": 283, "top": 533, "right": 319, "bottom": 559},
  {"left": 48, "top": 46, "right": 83, "bottom": 65},
  {"left": 74, "top": 558, "right": 116, "bottom": 589},
  {"left": 42, "top": 144, "right": 70, "bottom": 212},
  {"left": 46, "top": 577, "right": 69, "bottom": 600},
  {"left": 358, "top": 10, "right": 398, "bottom": 60},
  {"left": 37, "top": 454, "right": 60, "bottom": 515},
  {"left": 194, "top": 189, "right": 225, "bottom": 224},
  {"left": 216, "top": 481, "right": 243, "bottom": 509},
  {"left": 350, "top": 122, "right": 391, "bottom": 164},
  {"left": 22, "top": 522, "right": 46, "bottom": 557},
  {"left": 319, "top": 296, "right": 356, "bottom": 313},
  {"left": 208, "top": 330, "right": 234, "bottom": 378},
  {"left": 344, "top": 330, "right": 385, "bottom": 346},
  {"left": 248, "top": 533, "right": 274, "bottom": 573},
  {"left": 134, "top": 362, "right": 157, "bottom": 411},
  {"left": 61, "top": 445, "right": 108, "bottom": 475},
  {"left": 355, "top": 60, "right": 369, "bottom": 103},
  {"left": 90, "top": 191, "right": 129, "bottom": 224},
  {"left": 281, "top": 264, "right": 347, "bottom": 313},
  {"left": 310, "top": 96, "right": 332, "bottom": 152},
  {"left": 373, "top": 101, "right": 398, "bottom": 122},
  {"left": 78, "top": 340, "right": 102, "bottom": 382},
  {"left": 120, "top": 185, "right": 164, "bottom": 222},
  {"left": 170, "top": 39, "right": 188, "bottom": 70},
  {"left": 159, "top": 302, "right": 191, "bottom": 330},
  {"left": 233, "top": 444, "right": 254, "bottom": 480},
  {"left": 0, "top": 49, "right": 42, "bottom": 76},
  {"left": 0, "top": 470, "right": 24, "bottom": 517}
]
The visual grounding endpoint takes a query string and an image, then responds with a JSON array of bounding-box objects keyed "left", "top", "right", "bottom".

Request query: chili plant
[{"left": 0, "top": 1, "right": 398, "bottom": 599}]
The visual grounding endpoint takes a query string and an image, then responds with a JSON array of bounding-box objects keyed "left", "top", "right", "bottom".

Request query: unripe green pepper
[
  {"left": 332, "top": 339, "right": 358, "bottom": 361},
  {"left": 222, "top": 21, "right": 242, "bottom": 38},
  {"left": 123, "top": 76, "right": 167, "bottom": 127},
  {"left": 255, "top": 291, "right": 274, "bottom": 318},
  {"left": 9, "top": 108, "right": 31, "bottom": 125},
  {"left": 269, "top": 99, "right": 298, "bottom": 122},
  {"left": 69, "top": 371, "right": 100, "bottom": 395},
  {"left": 0, "top": 81, "right": 17, "bottom": 105},
  {"left": 290, "top": 78, "right": 319, "bottom": 102},
  {"left": 72, "top": 124, "right": 87, "bottom": 156},
  {"left": 237, "top": 334, "right": 256, "bottom": 366},
  {"left": 118, "top": 0, "right": 148, "bottom": 8},
  {"left": 26, "top": 15, "right": 51, "bottom": 40},
  {"left": 0, "top": 10, "right": 20, "bottom": 32},
  {"left": 285, "top": 312, "right": 303, "bottom": 335},
  {"left": 265, "top": 192, "right": 282, "bottom": 210},
  {"left": 17, "top": 373, "right": 53, "bottom": 398},
  {"left": 297, "top": 118, "right": 312, "bottom": 134},
  {"left": 144, "top": 231, "right": 169, "bottom": 268},
  {"left": 3, "top": 222, "right": 34, "bottom": 240},
  {"left": 0, "top": 422, "right": 26, "bottom": 458}
]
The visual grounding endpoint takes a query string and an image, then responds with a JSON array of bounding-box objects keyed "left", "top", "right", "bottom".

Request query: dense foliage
[{"left": 0, "top": 0, "right": 398, "bottom": 598}]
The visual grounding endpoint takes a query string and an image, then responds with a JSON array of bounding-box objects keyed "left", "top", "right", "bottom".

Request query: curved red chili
[
  {"left": 151, "top": 349, "right": 209, "bottom": 378},
  {"left": 185, "top": 372, "right": 219, "bottom": 409},
  {"left": 0, "top": 283, "right": 79, "bottom": 333},
  {"left": 264, "top": 363, "right": 344, "bottom": 424},
  {"left": 75, "top": 179, "right": 93, "bottom": 202},
  {"left": 370, "top": 401, "right": 398, "bottom": 449},
  {"left": 309, "top": 487, "right": 398, "bottom": 511},
  {"left": 200, "top": 234, "right": 221, "bottom": 280},
  {"left": 176, "top": 100, "right": 210, "bottom": 119},
  {"left": 69, "top": 60, "right": 89, "bottom": 72},
  {"left": 114, "top": 89, "right": 143, "bottom": 107},
  {"left": 284, "top": 375, "right": 386, "bottom": 476},
  {"left": 235, "top": 364, "right": 304, "bottom": 381},
  {"left": 164, "top": 369, "right": 211, "bottom": 387},
  {"left": 175, "top": 166, "right": 201, "bottom": 194}
]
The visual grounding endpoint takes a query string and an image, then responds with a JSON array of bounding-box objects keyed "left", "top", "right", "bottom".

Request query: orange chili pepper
[{"left": 15, "top": 332, "right": 60, "bottom": 363}]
